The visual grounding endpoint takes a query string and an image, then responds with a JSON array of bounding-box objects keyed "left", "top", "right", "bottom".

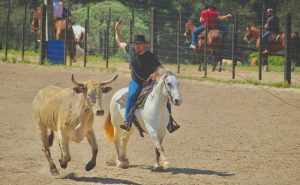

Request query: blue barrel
[{"left": 47, "top": 40, "right": 65, "bottom": 64}]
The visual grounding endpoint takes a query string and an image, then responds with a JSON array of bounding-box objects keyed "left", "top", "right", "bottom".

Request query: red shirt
[{"left": 200, "top": 9, "right": 219, "bottom": 29}]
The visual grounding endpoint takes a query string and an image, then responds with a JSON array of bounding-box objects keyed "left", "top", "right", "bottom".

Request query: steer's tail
[{"left": 104, "top": 112, "right": 114, "bottom": 142}]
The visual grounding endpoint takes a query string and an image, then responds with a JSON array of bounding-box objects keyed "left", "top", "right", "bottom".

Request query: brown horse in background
[
  {"left": 184, "top": 20, "right": 223, "bottom": 72},
  {"left": 31, "top": 6, "right": 76, "bottom": 63},
  {"left": 243, "top": 24, "right": 299, "bottom": 71}
]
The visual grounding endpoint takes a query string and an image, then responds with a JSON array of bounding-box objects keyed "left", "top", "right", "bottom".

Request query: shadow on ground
[{"left": 62, "top": 173, "right": 141, "bottom": 185}]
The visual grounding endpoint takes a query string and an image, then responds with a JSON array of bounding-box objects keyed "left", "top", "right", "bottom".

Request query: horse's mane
[{"left": 163, "top": 70, "right": 174, "bottom": 76}]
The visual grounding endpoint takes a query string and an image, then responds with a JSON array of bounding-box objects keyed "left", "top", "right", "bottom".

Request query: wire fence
[{"left": 0, "top": 2, "right": 299, "bottom": 84}]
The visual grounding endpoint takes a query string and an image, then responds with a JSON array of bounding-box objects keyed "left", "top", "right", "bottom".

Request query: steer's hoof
[
  {"left": 59, "top": 159, "right": 68, "bottom": 169},
  {"left": 50, "top": 163, "right": 60, "bottom": 176},
  {"left": 85, "top": 161, "right": 96, "bottom": 171}
]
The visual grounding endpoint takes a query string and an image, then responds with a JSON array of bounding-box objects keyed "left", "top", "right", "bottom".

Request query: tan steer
[{"left": 32, "top": 74, "right": 118, "bottom": 175}]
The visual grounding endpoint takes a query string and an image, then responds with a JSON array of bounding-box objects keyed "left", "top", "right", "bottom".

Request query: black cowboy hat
[
  {"left": 205, "top": 5, "right": 216, "bottom": 10},
  {"left": 131, "top": 35, "right": 147, "bottom": 44}
]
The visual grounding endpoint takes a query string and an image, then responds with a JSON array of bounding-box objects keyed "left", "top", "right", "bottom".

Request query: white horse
[{"left": 104, "top": 71, "right": 182, "bottom": 170}]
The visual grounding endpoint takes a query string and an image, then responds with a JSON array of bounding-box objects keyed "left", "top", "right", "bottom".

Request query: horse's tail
[{"left": 104, "top": 112, "right": 114, "bottom": 142}]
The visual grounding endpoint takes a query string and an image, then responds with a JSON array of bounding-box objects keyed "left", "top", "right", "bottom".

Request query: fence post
[
  {"left": 232, "top": 12, "right": 237, "bottom": 79},
  {"left": 105, "top": 8, "right": 111, "bottom": 69},
  {"left": 151, "top": 7, "right": 158, "bottom": 55},
  {"left": 129, "top": 8, "right": 135, "bottom": 43},
  {"left": 204, "top": 12, "right": 208, "bottom": 77},
  {"left": 258, "top": 11, "right": 264, "bottom": 80},
  {"left": 103, "top": 30, "right": 107, "bottom": 60},
  {"left": 84, "top": 6, "right": 89, "bottom": 68},
  {"left": 64, "top": 4, "right": 69, "bottom": 65},
  {"left": 22, "top": 2, "right": 28, "bottom": 61},
  {"left": 46, "top": 0, "right": 55, "bottom": 40},
  {"left": 39, "top": 4, "right": 47, "bottom": 64},
  {"left": 177, "top": 21, "right": 180, "bottom": 74},
  {"left": 4, "top": 0, "right": 12, "bottom": 61},
  {"left": 113, "top": 24, "right": 117, "bottom": 55},
  {"left": 284, "top": 13, "right": 292, "bottom": 84}
]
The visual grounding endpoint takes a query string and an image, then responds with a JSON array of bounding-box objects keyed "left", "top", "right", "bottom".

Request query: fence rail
[{"left": 0, "top": 2, "right": 299, "bottom": 85}]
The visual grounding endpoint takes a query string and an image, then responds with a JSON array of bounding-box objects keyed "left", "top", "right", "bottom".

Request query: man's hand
[
  {"left": 149, "top": 72, "right": 157, "bottom": 81},
  {"left": 115, "top": 21, "right": 122, "bottom": 31}
]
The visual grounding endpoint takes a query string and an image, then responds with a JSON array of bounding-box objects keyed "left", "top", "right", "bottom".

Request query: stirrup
[{"left": 167, "top": 115, "right": 180, "bottom": 133}]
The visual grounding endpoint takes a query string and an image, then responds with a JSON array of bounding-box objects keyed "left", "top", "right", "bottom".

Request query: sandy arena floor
[{"left": 0, "top": 62, "right": 299, "bottom": 185}]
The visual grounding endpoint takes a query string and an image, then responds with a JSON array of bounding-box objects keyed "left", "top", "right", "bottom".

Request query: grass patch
[{"left": 177, "top": 74, "right": 300, "bottom": 89}]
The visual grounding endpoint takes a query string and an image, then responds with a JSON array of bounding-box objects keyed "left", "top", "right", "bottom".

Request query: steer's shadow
[
  {"left": 62, "top": 173, "right": 141, "bottom": 185},
  {"left": 131, "top": 165, "right": 235, "bottom": 176}
]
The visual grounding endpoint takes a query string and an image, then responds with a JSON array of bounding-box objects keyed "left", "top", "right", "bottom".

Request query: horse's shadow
[
  {"left": 62, "top": 173, "right": 141, "bottom": 185},
  {"left": 131, "top": 165, "right": 235, "bottom": 176},
  {"left": 169, "top": 167, "right": 235, "bottom": 176}
]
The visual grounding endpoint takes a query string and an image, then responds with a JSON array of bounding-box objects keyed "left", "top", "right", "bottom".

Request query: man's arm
[
  {"left": 200, "top": 17, "right": 204, "bottom": 23},
  {"left": 217, "top": 14, "right": 232, "bottom": 21},
  {"left": 150, "top": 65, "right": 165, "bottom": 80},
  {"left": 115, "top": 21, "right": 127, "bottom": 50}
]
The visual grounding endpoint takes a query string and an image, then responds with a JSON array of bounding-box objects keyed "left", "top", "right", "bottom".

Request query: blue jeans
[
  {"left": 124, "top": 80, "right": 173, "bottom": 126},
  {"left": 192, "top": 25, "right": 205, "bottom": 45},
  {"left": 262, "top": 31, "right": 272, "bottom": 50},
  {"left": 125, "top": 80, "right": 143, "bottom": 126}
]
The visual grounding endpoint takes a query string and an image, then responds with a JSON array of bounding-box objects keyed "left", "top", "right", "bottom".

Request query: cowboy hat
[{"left": 131, "top": 35, "right": 147, "bottom": 44}]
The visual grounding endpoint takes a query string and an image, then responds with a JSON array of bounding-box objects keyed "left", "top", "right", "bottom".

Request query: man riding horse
[
  {"left": 262, "top": 8, "right": 280, "bottom": 54},
  {"left": 190, "top": 5, "right": 232, "bottom": 49}
]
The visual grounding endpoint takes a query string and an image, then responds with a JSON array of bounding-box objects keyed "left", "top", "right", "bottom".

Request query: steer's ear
[
  {"left": 101, "top": 86, "right": 112, "bottom": 93},
  {"left": 73, "top": 86, "right": 84, "bottom": 94}
]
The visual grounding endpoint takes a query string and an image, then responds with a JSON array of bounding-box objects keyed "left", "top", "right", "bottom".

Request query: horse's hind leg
[
  {"left": 218, "top": 57, "right": 223, "bottom": 72},
  {"left": 39, "top": 125, "right": 59, "bottom": 175},
  {"left": 118, "top": 128, "right": 134, "bottom": 169},
  {"left": 113, "top": 127, "right": 122, "bottom": 167}
]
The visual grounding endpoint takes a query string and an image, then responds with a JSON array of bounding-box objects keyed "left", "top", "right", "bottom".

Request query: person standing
[{"left": 115, "top": 21, "right": 180, "bottom": 133}]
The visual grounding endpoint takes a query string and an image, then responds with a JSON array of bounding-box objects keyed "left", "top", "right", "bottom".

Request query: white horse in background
[
  {"left": 72, "top": 24, "right": 85, "bottom": 54},
  {"left": 104, "top": 71, "right": 182, "bottom": 170}
]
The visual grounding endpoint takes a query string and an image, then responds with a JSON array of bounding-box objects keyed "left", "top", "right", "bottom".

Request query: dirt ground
[{"left": 0, "top": 62, "right": 300, "bottom": 185}]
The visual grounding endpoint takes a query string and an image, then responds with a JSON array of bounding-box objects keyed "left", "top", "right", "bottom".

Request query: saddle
[
  {"left": 198, "top": 31, "right": 206, "bottom": 40},
  {"left": 268, "top": 33, "right": 282, "bottom": 43},
  {"left": 117, "top": 79, "right": 156, "bottom": 137}
]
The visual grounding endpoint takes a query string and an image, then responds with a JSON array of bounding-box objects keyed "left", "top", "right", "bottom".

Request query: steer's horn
[
  {"left": 99, "top": 74, "right": 118, "bottom": 86},
  {"left": 71, "top": 74, "right": 84, "bottom": 87}
]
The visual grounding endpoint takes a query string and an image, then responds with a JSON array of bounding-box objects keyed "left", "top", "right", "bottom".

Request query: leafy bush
[{"left": 72, "top": 1, "right": 149, "bottom": 57}]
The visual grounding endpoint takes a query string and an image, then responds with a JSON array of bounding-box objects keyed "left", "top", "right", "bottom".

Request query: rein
[{"left": 152, "top": 74, "right": 174, "bottom": 103}]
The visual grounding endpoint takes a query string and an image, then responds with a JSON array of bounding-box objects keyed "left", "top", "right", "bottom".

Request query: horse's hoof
[
  {"left": 59, "top": 159, "right": 68, "bottom": 169},
  {"left": 121, "top": 157, "right": 129, "bottom": 163},
  {"left": 116, "top": 161, "right": 129, "bottom": 169},
  {"left": 50, "top": 163, "right": 60, "bottom": 176},
  {"left": 152, "top": 163, "right": 163, "bottom": 172},
  {"left": 163, "top": 161, "right": 170, "bottom": 171},
  {"left": 85, "top": 160, "right": 96, "bottom": 171}
]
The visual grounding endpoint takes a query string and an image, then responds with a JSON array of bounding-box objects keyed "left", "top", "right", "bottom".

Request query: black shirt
[
  {"left": 125, "top": 44, "right": 161, "bottom": 84},
  {"left": 266, "top": 16, "right": 280, "bottom": 33}
]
